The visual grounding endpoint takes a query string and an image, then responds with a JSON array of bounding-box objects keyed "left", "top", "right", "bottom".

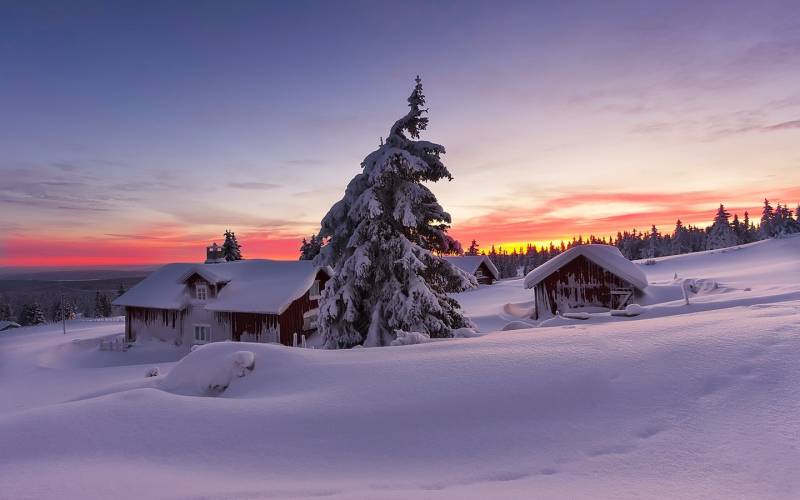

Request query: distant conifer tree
[{"left": 222, "top": 229, "right": 243, "bottom": 261}]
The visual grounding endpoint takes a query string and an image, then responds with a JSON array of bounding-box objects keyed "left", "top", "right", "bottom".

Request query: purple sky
[{"left": 1, "top": 0, "right": 799, "bottom": 266}]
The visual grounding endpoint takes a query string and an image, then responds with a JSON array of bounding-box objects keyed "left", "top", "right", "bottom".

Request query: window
[
  {"left": 195, "top": 283, "right": 208, "bottom": 301},
  {"left": 309, "top": 280, "right": 321, "bottom": 299},
  {"left": 194, "top": 325, "right": 211, "bottom": 343}
]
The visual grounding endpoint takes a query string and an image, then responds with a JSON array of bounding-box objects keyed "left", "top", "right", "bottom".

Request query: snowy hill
[{"left": 1, "top": 236, "right": 799, "bottom": 499}]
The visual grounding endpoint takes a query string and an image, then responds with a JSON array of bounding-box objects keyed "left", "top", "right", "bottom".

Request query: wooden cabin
[
  {"left": 523, "top": 245, "right": 648, "bottom": 319},
  {"left": 443, "top": 255, "right": 500, "bottom": 285},
  {"left": 114, "top": 249, "right": 332, "bottom": 347}
]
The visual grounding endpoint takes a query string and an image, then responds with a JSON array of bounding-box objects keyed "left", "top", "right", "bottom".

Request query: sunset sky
[{"left": 1, "top": 0, "right": 799, "bottom": 267}]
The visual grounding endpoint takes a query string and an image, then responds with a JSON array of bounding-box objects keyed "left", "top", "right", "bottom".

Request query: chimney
[{"left": 205, "top": 242, "right": 225, "bottom": 264}]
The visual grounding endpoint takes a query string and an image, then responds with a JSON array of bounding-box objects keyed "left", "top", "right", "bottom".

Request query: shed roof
[
  {"left": 0, "top": 321, "right": 21, "bottom": 331},
  {"left": 443, "top": 255, "right": 500, "bottom": 280},
  {"left": 523, "top": 245, "right": 648, "bottom": 290},
  {"left": 113, "top": 260, "right": 333, "bottom": 315}
]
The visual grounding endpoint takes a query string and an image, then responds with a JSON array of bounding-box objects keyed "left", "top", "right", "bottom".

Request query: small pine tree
[
  {"left": 299, "top": 234, "right": 322, "bottom": 261},
  {"left": 19, "top": 303, "right": 46, "bottom": 326},
  {"left": 760, "top": 198, "right": 775, "bottom": 238},
  {"left": 0, "top": 303, "right": 12, "bottom": 321},
  {"left": 222, "top": 229, "right": 243, "bottom": 261},
  {"left": 706, "top": 204, "right": 737, "bottom": 250},
  {"left": 671, "top": 219, "right": 689, "bottom": 254},
  {"left": 116, "top": 283, "right": 126, "bottom": 297},
  {"left": 465, "top": 239, "right": 480, "bottom": 256},
  {"left": 94, "top": 291, "right": 112, "bottom": 318}
]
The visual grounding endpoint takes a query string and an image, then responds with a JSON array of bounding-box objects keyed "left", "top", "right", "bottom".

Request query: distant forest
[
  {"left": 473, "top": 198, "right": 800, "bottom": 279},
  {"left": 0, "top": 276, "right": 145, "bottom": 326}
]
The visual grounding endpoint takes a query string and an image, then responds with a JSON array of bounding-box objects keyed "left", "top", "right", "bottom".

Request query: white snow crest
[{"left": 390, "top": 330, "right": 431, "bottom": 346}]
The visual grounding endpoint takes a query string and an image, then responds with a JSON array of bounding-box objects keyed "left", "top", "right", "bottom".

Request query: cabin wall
[
  {"left": 216, "top": 312, "right": 281, "bottom": 343},
  {"left": 279, "top": 290, "right": 317, "bottom": 345},
  {"left": 185, "top": 275, "right": 222, "bottom": 300},
  {"left": 475, "top": 262, "right": 496, "bottom": 285},
  {"left": 183, "top": 304, "right": 228, "bottom": 344},
  {"left": 125, "top": 307, "right": 183, "bottom": 343},
  {"left": 533, "top": 255, "right": 638, "bottom": 318}
]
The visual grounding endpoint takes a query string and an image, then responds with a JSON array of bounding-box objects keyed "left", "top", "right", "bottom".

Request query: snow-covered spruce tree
[
  {"left": 706, "top": 204, "right": 736, "bottom": 250},
  {"left": 315, "top": 76, "right": 476, "bottom": 348},
  {"left": 760, "top": 199, "right": 774, "bottom": 238},
  {"left": 20, "top": 302, "right": 46, "bottom": 326},
  {"left": 222, "top": 229, "right": 243, "bottom": 261},
  {"left": 465, "top": 239, "right": 480, "bottom": 256},
  {"left": 299, "top": 234, "right": 322, "bottom": 261},
  {"left": 0, "top": 303, "right": 12, "bottom": 321}
]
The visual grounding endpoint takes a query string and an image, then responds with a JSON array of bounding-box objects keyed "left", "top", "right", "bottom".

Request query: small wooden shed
[
  {"left": 443, "top": 255, "right": 500, "bottom": 284},
  {"left": 523, "top": 245, "right": 648, "bottom": 319}
]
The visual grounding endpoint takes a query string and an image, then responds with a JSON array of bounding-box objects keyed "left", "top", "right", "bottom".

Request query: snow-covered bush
[
  {"left": 314, "top": 77, "right": 476, "bottom": 348},
  {"left": 452, "top": 327, "right": 480, "bottom": 338},
  {"left": 390, "top": 330, "right": 431, "bottom": 346},
  {"left": 144, "top": 366, "right": 160, "bottom": 378}
]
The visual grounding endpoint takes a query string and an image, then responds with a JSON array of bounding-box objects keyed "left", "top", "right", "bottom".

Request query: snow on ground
[{"left": 1, "top": 236, "right": 799, "bottom": 499}]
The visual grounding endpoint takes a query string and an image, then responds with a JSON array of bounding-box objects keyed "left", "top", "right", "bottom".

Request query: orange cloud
[{"left": 0, "top": 228, "right": 302, "bottom": 268}]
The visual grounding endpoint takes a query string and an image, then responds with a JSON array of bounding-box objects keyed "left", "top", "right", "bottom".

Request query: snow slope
[{"left": 1, "top": 236, "right": 798, "bottom": 499}]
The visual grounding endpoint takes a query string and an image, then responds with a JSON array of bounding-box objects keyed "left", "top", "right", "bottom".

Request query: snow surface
[
  {"left": 523, "top": 244, "right": 649, "bottom": 290},
  {"left": 2, "top": 236, "right": 799, "bottom": 499},
  {"left": 113, "top": 259, "right": 332, "bottom": 314}
]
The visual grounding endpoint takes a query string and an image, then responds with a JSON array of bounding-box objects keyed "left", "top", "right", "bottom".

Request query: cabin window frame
[
  {"left": 193, "top": 324, "right": 211, "bottom": 343},
  {"left": 195, "top": 283, "right": 208, "bottom": 301}
]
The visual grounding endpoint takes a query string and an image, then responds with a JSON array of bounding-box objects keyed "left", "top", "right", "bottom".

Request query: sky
[{"left": 1, "top": 0, "right": 799, "bottom": 267}]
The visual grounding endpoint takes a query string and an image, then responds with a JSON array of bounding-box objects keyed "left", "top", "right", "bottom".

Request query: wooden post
[
  {"left": 682, "top": 279, "right": 691, "bottom": 306},
  {"left": 61, "top": 294, "right": 66, "bottom": 335}
]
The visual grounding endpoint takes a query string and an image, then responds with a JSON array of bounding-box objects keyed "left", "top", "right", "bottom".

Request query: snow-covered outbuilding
[
  {"left": 443, "top": 255, "right": 500, "bottom": 285},
  {"left": 113, "top": 251, "right": 332, "bottom": 347},
  {"left": 523, "top": 245, "right": 648, "bottom": 319},
  {"left": 0, "top": 321, "right": 21, "bottom": 332}
]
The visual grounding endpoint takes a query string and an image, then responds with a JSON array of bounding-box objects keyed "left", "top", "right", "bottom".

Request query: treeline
[
  {"left": 474, "top": 198, "right": 800, "bottom": 279},
  {"left": 0, "top": 284, "right": 128, "bottom": 327}
]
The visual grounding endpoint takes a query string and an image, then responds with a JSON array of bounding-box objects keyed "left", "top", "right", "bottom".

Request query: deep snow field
[{"left": 1, "top": 236, "right": 799, "bottom": 499}]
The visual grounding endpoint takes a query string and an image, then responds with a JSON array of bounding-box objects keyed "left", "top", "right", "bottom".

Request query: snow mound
[
  {"left": 390, "top": 330, "right": 431, "bottom": 346},
  {"left": 625, "top": 303, "right": 645, "bottom": 316},
  {"left": 144, "top": 367, "right": 160, "bottom": 378},
  {"left": 563, "top": 312, "right": 591, "bottom": 320},
  {"left": 501, "top": 320, "right": 534, "bottom": 331},
  {"left": 503, "top": 302, "right": 534, "bottom": 318},
  {"left": 452, "top": 327, "right": 480, "bottom": 338},
  {"left": 160, "top": 344, "right": 256, "bottom": 396}
]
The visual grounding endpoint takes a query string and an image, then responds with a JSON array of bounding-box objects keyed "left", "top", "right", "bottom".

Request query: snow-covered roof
[
  {"left": 523, "top": 245, "right": 648, "bottom": 290},
  {"left": 0, "top": 320, "right": 21, "bottom": 331},
  {"left": 177, "top": 266, "right": 229, "bottom": 285},
  {"left": 113, "top": 260, "right": 333, "bottom": 315},
  {"left": 443, "top": 255, "right": 500, "bottom": 280}
]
